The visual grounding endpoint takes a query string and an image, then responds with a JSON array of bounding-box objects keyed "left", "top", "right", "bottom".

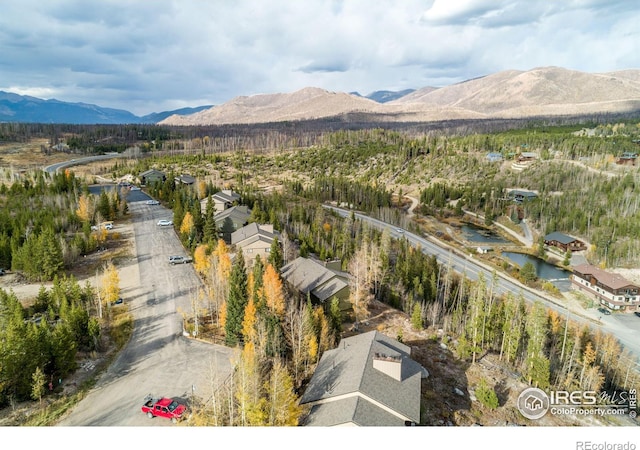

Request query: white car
[
  {"left": 146, "top": 200, "right": 160, "bottom": 205},
  {"left": 157, "top": 219, "right": 173, "bottom": 226},
  {"left": 396, "top": 228, "right": 404, "bottom": 233},
  {"left": 130, "top": 186, "right": 141, "bottom": 191},
  {"left": 104, "top": 223, "right": 113, "bottom": 230}
]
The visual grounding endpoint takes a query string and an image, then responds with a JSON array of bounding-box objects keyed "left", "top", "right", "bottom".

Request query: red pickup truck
[{"left": 141, "top": 395, "right": 187, "bottom": 423}]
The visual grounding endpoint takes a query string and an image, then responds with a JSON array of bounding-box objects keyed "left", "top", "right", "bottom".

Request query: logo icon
[{"left": 517, "top": 387, "right": 550, "bottom": 419}]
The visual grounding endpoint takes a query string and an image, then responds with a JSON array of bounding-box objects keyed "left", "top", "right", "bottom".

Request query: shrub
[{"left": 475, "top": 378, "right": 499, "bottom": 410}]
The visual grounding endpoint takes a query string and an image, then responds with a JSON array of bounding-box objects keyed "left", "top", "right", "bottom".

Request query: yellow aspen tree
[
  {"left": 214, "top": 239, "right": 231, "bottom": 280},
  {"left": 579, "top": 341, "right": 597, "bottom": 388},
  {"left": 180, "top": 211, "right": 195, "bottom": 236},
  {"left": 193, "top": 244, "right": 210, "bottom": 275},
  {"left": 262, "top": 263, "right": 285, "bottom": 317},
  {"left": 242, "top": 297, "right": 257, "bottom": 344},
  {"left": 100, "top": 261, "right": 120, "bottom": 315},
  {"left": 314, "top": 306, "right": 332, "bottom": 353},
  {"left": 236, "top": 341, "right": 268, "bottom": 426},
  {"left": 247, "top": 272, "right": 255, "bottom": 305},
  {"left": 76, "top": 194, "right": 92, "bottom": 222},
  {"left": 197, "top": 180, "right": 208, "bottom": 199},
  {"left": 308, "top": 335, "right": 318, "bottom": 363},
  {"left": 210, "top": 239, "right": 231, "bottom": 327},
  {"left": 266, "top": 358, "right": 302, "bottom": 426}
]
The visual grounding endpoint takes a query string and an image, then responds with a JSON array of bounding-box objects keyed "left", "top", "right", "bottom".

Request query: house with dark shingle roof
[
  {"left": 507, "top": 189, "right": 538, "bottom": 203},
  {"left": 176, "top": 174, "right": 196, "bottom": 185},
  {"left": 299, "top": 330, "right": 428, "bottom": 426},
  {"left": 231, "top": 223, "right": 277, "bottom": 267},
  {"left": 214, "top": 205, "right": 251, "bottom": 242},
  {"left": 544, "top": 231, "right": 587, "bottom": 252},
  {"left": 139, "top": 169, "right": 166, "bottom": 185},
  {"left": 571, "top": 264, "right": 640, "bottom": 312},
  {"left": 281, "top": 256, "right": 350, "bottom": 310}
]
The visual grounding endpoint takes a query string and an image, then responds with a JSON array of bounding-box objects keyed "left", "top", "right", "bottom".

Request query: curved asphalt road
[
  {"left": 58, "top": 191, "right": 234, "bottom": 426},
  {"left": 324, "top": 205, "right": 640, "bottom": 365},
  {"left": 43, "top": 153, "right": 125, "bottom": 175}
]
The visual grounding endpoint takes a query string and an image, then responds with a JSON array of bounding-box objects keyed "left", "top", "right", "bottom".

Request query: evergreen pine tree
[
  {"left": 268, "top": 237, "right": 283, "bottom": 271},
  {"left": 226, "top": 250, "right": 248, "bottom": 346}
]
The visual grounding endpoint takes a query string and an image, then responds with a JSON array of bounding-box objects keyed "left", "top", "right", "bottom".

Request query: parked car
[
  {"left": 104, "top": 222, "right": 113, "bottom": 230},
  {"left": 130, "top": 186, "right": 141, "bottom": 191},
  {"left": 0, "top": 268, "right": 5, "bottom": 276},
  {"left": 598, "top": 307, "right": 611, "bottom": 316},
  {"left": 169, "top": 255, "right": 193, "bottom": 265},
  {"left": 146, "top": 199, "right": 160, "bottom": 205},
  {"left": 141, "top": 395, "right": 187, "bottom": 423},
  {"left": 157, "top": 219, "right": 173, "bottom": 226},
  {"left": 111, "top": 297, "right": 123, "bottom": 305},
  {"left": 634, "top": 311, "right": 640, "bottom": 318}
]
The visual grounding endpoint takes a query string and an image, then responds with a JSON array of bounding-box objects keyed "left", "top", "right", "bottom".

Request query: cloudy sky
[{"left": 1, "top": 0, "right": 638, "bottom": 115}]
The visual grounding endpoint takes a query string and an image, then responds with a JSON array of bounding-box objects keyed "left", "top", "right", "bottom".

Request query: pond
[
  {"left": 461, "top": 223, "right": 510, "bottom": 244},
  {"left": 502, "top": 251, "right": 571, "bottom": 291}
]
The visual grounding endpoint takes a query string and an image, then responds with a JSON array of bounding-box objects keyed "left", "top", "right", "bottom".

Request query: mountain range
[
  {"left": 161, "top": 67, "right": 640, "bottom": 126},
  {"left": 2, "top": 67, "right": 640, "bottom": 125},
  {"left": 0, "top": 91, "right": 212, "bottom": 124}
]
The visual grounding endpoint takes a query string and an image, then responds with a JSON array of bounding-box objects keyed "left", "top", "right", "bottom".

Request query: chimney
[{"left": 372, "top": 353, "right": 403, "bottom": 381}]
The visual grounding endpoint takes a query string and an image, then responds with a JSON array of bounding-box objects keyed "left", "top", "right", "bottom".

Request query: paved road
[
  {"left": 43, "top": 153, "right": 125, "bottom": 174},
  {"left": 58, "top": 191, "right": 234, "bottom": 426},
  {"left": 324, "top": 205, "right": 640, "bottom": 364}
]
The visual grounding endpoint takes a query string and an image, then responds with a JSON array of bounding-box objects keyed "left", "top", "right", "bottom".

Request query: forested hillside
[{"left": 104, "top": 120, "right": 640, "bottom": 267}]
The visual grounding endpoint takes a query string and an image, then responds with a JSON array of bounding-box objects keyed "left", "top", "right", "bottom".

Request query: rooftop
[
  {"left": 572, "top": 264, "right": 639, "bottom": 290},
  {"left": 300, "top": 330, "right": 425, "bottom": 426}
]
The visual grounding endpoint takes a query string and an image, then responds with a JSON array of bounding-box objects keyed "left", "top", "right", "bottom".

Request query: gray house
[
  {"left": 280, "top": 256, "right": 350, "bottom": 310},
  {"left": 300, "top": 330, "right": 427, "bottom": 426},
  {"left": 139, "top": 169, "right": 166, "bottom": 185},
  {"left": 214, "top": 205, "right": 251, "bottom": 242},
  {"left": 231, "top": 223, "right": 277, "bottom": 267},
  {"left": 201, "top": 190, "right": 242, "bottom": 215}
]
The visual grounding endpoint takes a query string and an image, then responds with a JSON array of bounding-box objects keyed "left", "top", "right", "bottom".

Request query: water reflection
[
  {"left": 502, "top": 251, "right": 571, "bottom": 291},
  {"left": 461, "top": 224, "right": 509, "bottom": 244}
]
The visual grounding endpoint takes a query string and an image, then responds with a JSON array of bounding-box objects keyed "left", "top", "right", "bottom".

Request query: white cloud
[{"left": 0, "top": 0, "right": 638, "bottom": 115}]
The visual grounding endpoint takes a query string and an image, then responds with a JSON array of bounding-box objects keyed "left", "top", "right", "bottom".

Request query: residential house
[
  {"left": 486, "top": 152, "right": 503, "bottom": 162},
  {"left": 214, "top": 205, "right": 251, "bottom": 242},
  {"left": 139, "top": 169, "right": 166, "bottom": 185},
  {"left": 202, "top": 190, "right": 242, "bottom": 214},
  {"left": 544, "top": 231, "right": 587, "bottom": 252},
  {"left": 176, "top": 174, "right": 196, "bottom": 185},
  {"left": 616, "top": 152, "right": 638, "bottom": 166},
  {"left": 571, "top": 264, "right": 640, "bottom": 312},
  {"left": 231, "top": 223, "right": 277, "bottom": 267},
  {"left": 517, "top": 151, "right": 538, "bottom": 162},
  {"left": 299, "top": 330, "right": 428, "bottom": 426},
  {"left": 507, "top": 189, "right": 538, "bottom": 203},
  {"left": 476, "top": 246, "right": 494, "bottom": 254},
  {"left": 280, "top": 256, "right": 350, "bottom": 310}
]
